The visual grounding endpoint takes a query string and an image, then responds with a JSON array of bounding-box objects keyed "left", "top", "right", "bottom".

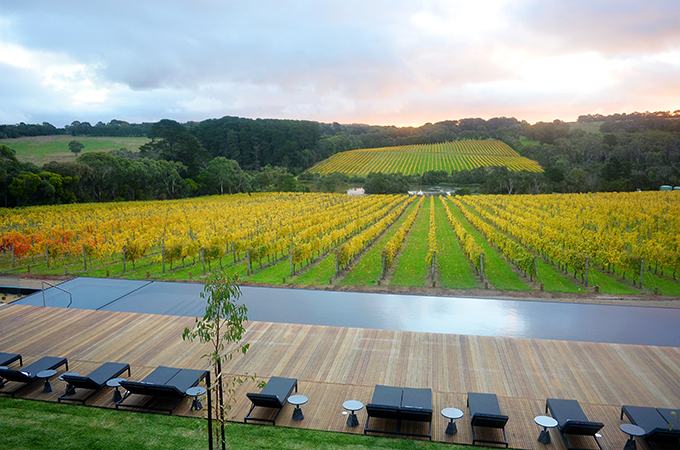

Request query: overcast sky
[{"left": 1, "top": 0, "right": 679, "bottom": 127}]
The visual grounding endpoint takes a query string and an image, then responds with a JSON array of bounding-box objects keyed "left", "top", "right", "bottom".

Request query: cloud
[{"left": 0, "top": 0, "right": 679, "bottom": 126}]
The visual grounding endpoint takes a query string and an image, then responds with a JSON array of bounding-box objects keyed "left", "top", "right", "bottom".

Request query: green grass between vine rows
[
  {"left": 389, "top": 198, "right": 430, "bottom": 287},
  {"left": 433, "top": 199, "right": 479, "bottom": 289}
]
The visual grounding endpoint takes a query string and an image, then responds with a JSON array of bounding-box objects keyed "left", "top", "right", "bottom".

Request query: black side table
[
  {"left": 441, "top": 408, "right": 464, "bottom": 435},
  {"left": 620, "top": 423, "right": 645, "bottom": 450},
  {"left": 37, "top": 369, "right": 57, "bottom": 393},
  {"left": 288, "top": 395, "right": 308, "bottom": 421},
  {"left": 534, "top": 415, "right": 558, "bottom": 444},
  {"left": 342, "top": 400, "right": 363, "bottom": 427}
]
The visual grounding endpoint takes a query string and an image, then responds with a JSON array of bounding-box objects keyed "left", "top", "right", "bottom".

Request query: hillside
[{"left": 307, "top": 140, "right": 542, "bottom": 176}]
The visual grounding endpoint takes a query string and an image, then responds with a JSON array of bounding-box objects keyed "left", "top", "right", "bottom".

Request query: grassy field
[
  {"left": 3, "top": 135, "right": 149, "bottom": 165},
  {"left": 0, "top": 397, "right": 474, "bottom": 450}
]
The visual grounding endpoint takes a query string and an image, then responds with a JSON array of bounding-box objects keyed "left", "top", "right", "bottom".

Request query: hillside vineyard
[{"left": 307, "top": 140, "right": 543, "bottom": 176}]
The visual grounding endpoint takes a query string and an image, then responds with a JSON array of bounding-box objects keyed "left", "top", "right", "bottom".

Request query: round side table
[
  {"left": 288, "top": 394, "right": 308, "bottom": 421},
  {"left": 441, "top": 408, "right": 464, "bottom": 435},
  {"left": 59, "top": 372, "right": 79, "bottom": 396},
  {"left": 342, "top": 400, "right": 364, "bottom": 427},
  {"left": 534, "top": 415, "right": 559, "bottom": 444},
  {"left": 106, "top": 377, "right": 126, "bottom": 403},
  {"left": 620, "top": 423, "right": 645, "bottom": 450},
  {"left": 186, "top": 386, "right": 207, "bottom": 411},
  {"left": 37, "top": 369, "right": 58, "bottom": 393}
]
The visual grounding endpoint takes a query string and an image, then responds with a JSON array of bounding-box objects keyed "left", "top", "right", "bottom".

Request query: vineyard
[
  {"left": 306, "top": 140, "right": 543, "bottom": 176},
  {"left": 1, "top": 191, "right": 679, "bottom": 297}
]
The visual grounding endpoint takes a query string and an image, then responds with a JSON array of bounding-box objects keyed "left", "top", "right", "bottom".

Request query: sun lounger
[
  {"left": 58, "top": 362, "right": 131, "bottom": 405},
  {"left": 364, "top": 385, "right": 433, "bottom": 440},
  {"left": 244, "top": 376, "right": 298, "bottom": 425},
  {"left": 0, "top": 356, "right": 68, "bottom": 397},
  {"left": 0, "top": 352, "right": 22, "bottom": 367},
  {"left": 546, "top": 398, "right": 604, "bottom": 450},
  {"left": 116, "top": 365, "right": 207, "bottom": 414},
  {"left": 621, "top": 405, "right": 680, "bottom": 449},
  {"left": 467, "top": 392, "right": 509, "bottom": 447}
]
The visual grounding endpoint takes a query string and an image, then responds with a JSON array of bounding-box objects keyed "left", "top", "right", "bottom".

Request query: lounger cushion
[
  {"left": 0, "top": 356, "right": 66, "bottom": 383},
  {"left": 62, "top": 362, "right": 130, "bottom": 390},
  {"left": 401, "top": 387, "right": 432, "bottom": 422},
  {"left": 119, "top": 366, "right": 205, "bottom": 399},
  {"left": 468, "top": 393, "right": 508, "bottom": 428},
  {"left": 259, "top": 376, "right": 297, "bottom": 404},
  {"left": 247, "top": 392, "right": 285, "bottom": 408},
  {"left": 622, "top": 405, "right": 669, "bottom": 437},
  {"left": 0, "top": 353, "right": 21, "bottom": 367},
  {"left": 657, "top": 408, "right": 680, "bottom": 433},
  {"left": 547, "top": 398, "right": 603, "bottom": 434},
  {"left": 165, "top": 369, "right": 206, "bottom": 393},
  {"left": 139, "top": 366, "right": 180, "bottom": 385},
  {"left": 561, "top": 420, "right": 605, "bottom": 435},
  {"left": 366, "top": 385, "right": 402, "bottom": 420}
]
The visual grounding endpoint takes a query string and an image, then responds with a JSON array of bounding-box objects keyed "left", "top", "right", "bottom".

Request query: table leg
[
  {"left": 292, "top": 406, "right": 304, "bottom": 421},
  {"left": 43, "top": 379, "right": 53, "bottom": 393},
  {"left": 623, "top": 437, "right": 637, "bottom": 450},
  {"left": 113, "top": 386, "right": 122, "bottom": 403},
  {"left": 347, "top": 411, "right": 359, "bottom": 427},
  {"left": 446, "top": 419, "right": 458, "bottom": 435},
  {"left": 538, "top": 427, "right": 551, "bottom": 444},
  {"left": 191, "top": 395, "right": 203, "bottom": 411}
]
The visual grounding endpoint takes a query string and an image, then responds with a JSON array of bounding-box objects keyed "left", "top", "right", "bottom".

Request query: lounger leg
[{"left": 63, "top": 383, "right": 76, "bottom": 396}]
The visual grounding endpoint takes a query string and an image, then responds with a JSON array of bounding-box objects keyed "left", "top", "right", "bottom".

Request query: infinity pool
[{"left": 15, "top": 277, "right": 680, "bottom": 346}]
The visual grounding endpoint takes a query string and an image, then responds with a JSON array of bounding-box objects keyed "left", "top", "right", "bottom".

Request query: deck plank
[{"left": 1, "top": 303, "right": 678, "bottom": 449}]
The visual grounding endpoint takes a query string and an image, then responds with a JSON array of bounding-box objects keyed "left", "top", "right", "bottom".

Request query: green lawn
[
  {"left": 0, "top": 397, "right": 475, "bottom": 450},
  {"left": 4, "top": 135, "right": 149, "bottom": 165}
]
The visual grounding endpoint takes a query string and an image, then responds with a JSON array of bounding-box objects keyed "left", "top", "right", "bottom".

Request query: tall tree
[{"left": 68, "top": 140, "right": 84, "bottom": 156}]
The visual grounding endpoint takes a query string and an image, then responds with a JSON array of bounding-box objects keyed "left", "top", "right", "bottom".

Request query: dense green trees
[{"left": 1, "top": 111, "right": 680, "bottom": 206}]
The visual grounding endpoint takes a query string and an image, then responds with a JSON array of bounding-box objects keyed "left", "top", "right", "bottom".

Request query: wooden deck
[{"left": 1, "top": 303, "right": 679, "bottom": 449}]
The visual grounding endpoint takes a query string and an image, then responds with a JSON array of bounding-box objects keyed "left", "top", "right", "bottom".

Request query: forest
[{"left": 0, "top": 111, "right": 679, "bottom": 207}]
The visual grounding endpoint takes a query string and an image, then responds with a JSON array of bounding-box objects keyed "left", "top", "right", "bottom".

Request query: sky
[{"left": 1, "top": 0, "right": 679, "bottom": 128}]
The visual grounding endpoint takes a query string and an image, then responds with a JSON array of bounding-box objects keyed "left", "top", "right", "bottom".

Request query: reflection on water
[
  {"left": 17, "top": 278, "right": 680, "bottom": 347},
  {"left": 240, "top": 287, "right": 680, "bottom": 347}
]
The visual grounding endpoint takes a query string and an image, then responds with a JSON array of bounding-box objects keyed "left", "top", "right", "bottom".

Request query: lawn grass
[
  {"left": 447, "top": 202, "right": 530, "bottom": 291},
  {"left": 389, "top": 197, "right": 430, "bottom": 287},
  {"left": 0, "top": 397, "right": 472, "bottom": 450},
  {"left": 339, "top": 200, "right": 419, "bottom": 285},
  {"left": 5, "top": 135, "right": 149, "bottom": 165},
  {"left": 433, "top": 199, "right": 479, "bottom": 289}
]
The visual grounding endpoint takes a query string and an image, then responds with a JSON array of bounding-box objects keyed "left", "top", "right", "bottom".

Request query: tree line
[{"left": 1, "top": 112, "right": 679, "bottom": 206}]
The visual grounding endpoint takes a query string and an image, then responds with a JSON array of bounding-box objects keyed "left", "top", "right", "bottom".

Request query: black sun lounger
[
  {"left": 0, "top": 356, "right": 68, "bottom": 397},
  {"left": 58, "top": 362, "right": 131, "bottom": 405},
  {"left": 116, "top": 366, "right": 207, "bottom": 414},
  {"left": 364, "top": 385, "right": 433, "bottom": 440},
  {"left": 546, "top": 398, "right": 604, "bottom": 450},
  {"left": 467, "top": 392, "right": 509, "bottom": 447},
  {"left": 244, "top": 376, "right": 298, "bottom": 425},
  {"left": 621, "top": 405, "right": 680, "bottom": 450},
  {"left": 0, "top": 352, "right": 22, "bottom": 368}
]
